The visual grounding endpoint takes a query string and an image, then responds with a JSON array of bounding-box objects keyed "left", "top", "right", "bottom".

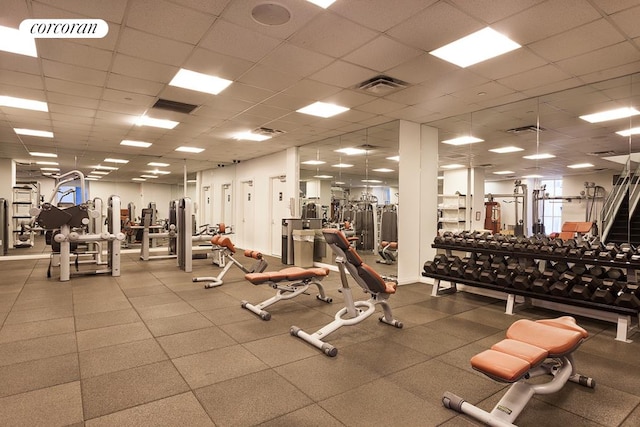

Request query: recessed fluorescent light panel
[
  {"left": 0, "top": 25, "right": 37, "bottom": 57},
  {"left": 567, "top": 163, "right": 594, "bottom": 169},
  {"left": 441, "top": 164, "right": 465, "bottom": 169},
  {"left": 40, "top": 167, "right": 60, "bottom": 171},
  {"left": 297, "top": 102, "right": 349, "bottom": 118},
  {"left": 335, "top": 147, "right": 367, "bottom": 155},
  {"left": 616, "top": 127, "right": 640, "bottom": 137},
  {"left": 334, "top": 181, "right": 346, "bottom": 185},
  {"left": 441, "top": 136, "right": 484, "bottom": 145},
  {"left": 0, "top": 95, "right": 48, "bottom": 112},
  {"left": 362, "top": 179, "right": 382, "bottom": 183},
  {"left": 132, "top": 178, "right": 146, "bottom": 182},
  {"left": 90, "top": 171, "right": 109, "bottom": 175},
  {"left": 147, "top": 170, "right": 171, "bottom": 175},
  {"left": 140, "top": 175, "right": 159, "bottom": 179},
  {"left": 169, "top": 68, "right": 232, "bottom": 95},
  {"left": 580, "top": 107, "right": 640, "bottom": 123},
  {"left": 306, "top": 0, "right": 336, "bottom": 8},
  {"left": 332, "top": 163, "right": 353, "bottom": 168},
  {"left": 86, "top": 175, "right": 101, "bottom": 179},
  {"left": 175, "top": 146, "right": 204, "bottom": 153},
  {"left": 121, "top": 140, "right": 152, "bottom": 148},
  {"left": 148, "top": 162, "right": 170, "bottom": 167},
  {"left": 14, "top": 128, "right": 53, "bottom": 138},
  {"left": 301, "top": 160, "right": 325, "bottom": 165},
  {"left": 91, "top": 165, "right": 119, "bottom": 171},
  {"left": 493, "top": 170, "right": 514, "bottom": 175},
  {"left": 386, "top": 156, "right": 400, "bottom": 161},
  {"left": 104, "top": 158, "right": 129, "bottom": 164},
  {"left": 523, "top": 153, "right": 555, "bottom": 160},
  {"left": 489, "top": 146, "right": 523, "bottom": 154},
  {"left": 313, "top": 175, "right": 333, "bottom": 179},
  {"left": 36, "top": 161, "right": 58, "bottom": 166},
  {"left": 373, "top": 168, "right": 394, "bottom": 173},
  {"left": 29, "top": 152, "right": 57, "bottom": 158},
  {"left": 136, "top": 115, "right": 179, "bottom": 129},
  {"left": 232, "top": 132, "right": 271, "bottom": 142},
  {"left": 429, "top": 27, "right": 521, "bottom": 68}
]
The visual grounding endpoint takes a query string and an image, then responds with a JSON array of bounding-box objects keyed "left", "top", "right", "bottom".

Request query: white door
[
  {"left": 242, "top": 181, "right": 254, "bottom": 246},
  {"left": 222, "top": 183, "right": 233, "bottom": 229},
  {"left": 202, "top": 186, "right": 211, "bottom": 229},
  {"left": 270, "top": 177, "right": 288, "bottom": 256}
]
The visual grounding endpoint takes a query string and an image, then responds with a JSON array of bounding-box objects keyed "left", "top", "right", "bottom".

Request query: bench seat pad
[{"left": 245, "top": 267, "right": 329, "bottom": 285}]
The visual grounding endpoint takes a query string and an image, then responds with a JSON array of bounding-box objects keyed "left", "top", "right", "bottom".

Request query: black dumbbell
[
  {"left": 553, "top": 261, "right": 570, "bottom": 274},
  {"left": 570, "top": 264, "right": 587, "bottom": 276},
  {"left": 450, "top": 263, "right": 466, "bottom": 278},
  {"left": 463, "top": 266, "right": 481, "bottom": 281},
  {"left": 495, "top": 270, "right": 514, "bottom": 287},
  {"left": 569, "top": 283, "right": 592, "bottom": 300},
  {"left": 549, "top": 280, "right": 571, "bottom": 296},
  {"left": 589, "top": 265, "right": 605, "bottom": 278},
  {"left": 531, "top": 277, "right": 551, "bottom": 294},
  {"left": 436, "top": 262, "right": 452, "bottom": 276},
  {"left": 512, "top": 274, "right": 532, "bottom": 290},
  {"left": 479, "top": 269, "right": 497, "bottom": 283},
  {"left": 568, "top": 246, "right": 584, "bottom": 258},
  {"left": 591, "top": 281, "right": 618, "bottom": 305},
  {"left": 542, "top": 268, "right": 560, "bottom": 281},
  {"left": 579, "top": 275, "right": 602, "bottom": 292},
  {"left": 559, "top": 271, "right": 580, "bottom": 285},
  {"left": 615, "top": 284, "right": 640, "bottom": 309},
  {"left": 607, "top": 268, "right": 626, "bottom": 281},
  {"left": 475, "top": 255, "right": 492, "bottom": 269},
  {"left": 553, "top": 245, "right": 568, "bottom": 256}
]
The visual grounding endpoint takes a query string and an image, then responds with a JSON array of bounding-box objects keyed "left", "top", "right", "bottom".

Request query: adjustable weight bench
[
  {"left": 241, "top": 266, "right": 332, "bottom": 320},
  {"left": 192, "top": 235, "right": 267, "bottom": 288},
  {"left": 291, "top": 228, "right": 403, "bottom": 357},
  {"left": 443, "top": 316, "right": 594, "bottom": 427}
]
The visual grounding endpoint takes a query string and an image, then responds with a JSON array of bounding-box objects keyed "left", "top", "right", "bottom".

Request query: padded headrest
[{"left": 322, "top": 228, "right": 350, "bottom": 250}]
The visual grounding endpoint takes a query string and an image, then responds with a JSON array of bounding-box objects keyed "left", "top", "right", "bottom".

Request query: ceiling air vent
[
  {"left": 253, "top": 127, "right": 286, "bottom": 137},
  {"left": 505, "top": 125, "right": 545, "bottom": 134},
  {"left": 586, "top": 150, "right": 617, "bottom": 156},
  {"left": 152, "top": 98, "right": 199, "bottom": 114},
  {"left": 355, "top": 75, "right": 409, "bottom": 95}
]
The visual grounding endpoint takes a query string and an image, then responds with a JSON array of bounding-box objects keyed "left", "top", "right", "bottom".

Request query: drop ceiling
[{"left": 1, "top": 0, "right": 640, "bottom": 184}]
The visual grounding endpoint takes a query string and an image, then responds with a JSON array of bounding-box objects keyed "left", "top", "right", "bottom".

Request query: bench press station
[
  {"left": 290, "top": 228, "right": 403, "bottom": 356},
  {"left": 192, "top": 235, "right": 267, "bottom": 288},
  {"left": 443, "top": 316, "right": 594, "bottom": 426}
]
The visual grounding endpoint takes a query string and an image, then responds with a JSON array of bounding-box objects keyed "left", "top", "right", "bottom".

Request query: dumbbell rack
[{"left": 424, "top": 237, "right": 640, "bottom": 343}]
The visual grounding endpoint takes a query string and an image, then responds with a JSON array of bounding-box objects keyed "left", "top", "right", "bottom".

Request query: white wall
[
  {"left": 561, "top": 171, "right": 612, "bottom": 224},
  {"left": 485, "top": 180, "right": 519, "bottom": 232}
]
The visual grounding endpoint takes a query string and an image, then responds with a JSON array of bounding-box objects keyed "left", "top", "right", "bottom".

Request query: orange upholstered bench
[{"left": 443, "top": 316, "right": 594, "bottom": 426}]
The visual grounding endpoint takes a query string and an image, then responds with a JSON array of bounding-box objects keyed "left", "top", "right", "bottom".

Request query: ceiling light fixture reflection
[
  {"left": 35, "top": 161, "right": 58, "bottom": 166},
  {"left": 0, "top": 95, "right": 48, "bottom": 111},
  {"left": 523, "top": 153, "right": 555, "bottom": 160},
  {"left": 297, "top": 101, "right": 349, "bottom": 118},
  {"left": 169, "top": 68, "right": 232, "bottom": 95},
  {"left": 104, "top": 158, "right": 129, "bottom": 164},
  {"left": 335, "top": 147, "right": 366, "bottom": 155},
  {"left": 523, "top": 174, "right": 543, "bottom": 178},
  {"left": 386, "top": 156, "right": 399, "bottom": 161},
  {"left": 305, "top": 0, "right": 336, "bottom": 8},
  {"left": 29, "top": 152, "right": 57, "bottom": 158},
  {"left": 14, "top": 128, "right": 53, "bottom": 138},
  {"left": 442, "top": 136, "right": 484, "bottom": 145},
  {"left": 616, "top": 127, "right": 640, "bottom": 137},
  {"left": 313, "top": 175, "right": 333, "bottom": 179},
  {"left": 441, "top": 164, "right": 465, "bottom": 169},
  {"left": 489, "top": 146, "right": 523, "bottom": 154},
  {"left": 429, "top": 27, "right": 521, "bottom": 68},
  {"left": 301, "top": 160, "right": 325, "bottom": 165},
  {"left": 40, "top": 167, "right": 60, "bottom": 171},
  {"left": 132, "top": 178, "right": 146, "bottom": 182},
  {"left": 493, "top": 170, "right": 514, "bottom": 175},
  {"left": 140, "top": 175, "right": 159, "bottom": 179},
  {"left": 232, "top": 131, "right": 271, "bottom": 142},
  {"left": 148, "top": 162, "right": 170, "bottom": 167},
  {"left": 332, "top": 163, "right": 353, "bottom": 168},
  {"left": 580, "top": 107, "right": 640, "bottom": 123},
  {"left": 90, "top": 171, "right": 109, "bottom": 175},
  {"left": 0, "top": 25, "right": 37, "bottom": 57},
  {"left": 121, "top": 139, "right": 152, "bottom": 148},
  {"left": 362, "top": 179, "right": 382, "bottom": 183},
  {"left": 90, "top": 165, "right": 119, "bottom": 170},
  {"left": 147, "top": 170, "right": 171, "bottom": 175},
  {"left": 136, "top": 115, "right": 179, "bottom": 129},
  {"left": 373, "top": 168, "right": 394, "bottom": 173},
  {"left": 567, "top": 163, "right": 594, "bottom": 169},
  {"left": 175, "top": 146, "right": 204, "bottom": 153}
]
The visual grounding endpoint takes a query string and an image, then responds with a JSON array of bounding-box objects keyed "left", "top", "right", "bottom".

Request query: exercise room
[{"left": 1, "top": 1, "right": 640, "bottom": 426}]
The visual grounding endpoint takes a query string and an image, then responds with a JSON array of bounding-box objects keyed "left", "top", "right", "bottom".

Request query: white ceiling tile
[
  {"left": 342, "top": 36, "right": 422, "bottom": 73},
  {"left": 289, "top": 13, "right": 378, "bottom": 58},
  {"left": 102, "top": 88, "right": 155, "bottom": 108},
  {"left": 450, "top": 81, "right": 516, "bottom": 104},
  {"left": 126, "top": 0, "right": 214, "bottom": 44},
  {"left": 237, "top": 64, "right": 302, "bottom": 92},
  {"left": 385, "top": 54, "right": 456, "bottom": 85},
  {"left": 323, "top": 89, "right": 377, "bottom": 108},
  {"left": 0, "top": 0, "right": 30, "bottom": 28},
  {"left": 35, "top": 0, "right": 128, "bottom": 23},
  {"left": 0, "top": 52, "right": 40, "bottom": 75},
  {"left": 555, "top": 42, "right": 640, "bottom": 77},
  {"left": 42, "top": 60, "right": 107, "bottom": 87},
  {"left": 529, "top": 19, "right": 626, "bottom": 62},
  {"left": 610, "top": 5, "right": 640, "bottom": 39},
  {"left": 590, "top": 0, "right": 640, "bottom": 15},
  {"left": 156, "top": 86, "right": 214, "bottom": 107},
  {"left": 309, "top": 61, "right": 376, "bottom": 88},
  {"left": 242, "top": 104, "right": 289, "bottom": 121},
  {"left": 0, "top": 70, "right": 43, "bottom": 90},
  {"left": 50, "top": 112, "right": 94, "bottom": 126},
  {"left": 169, "top": 0, "right": 231, "bottom": 16},
  {"left": 199, "top": 19, "right": 282, "bottom": 63},
  {"left": 217, "top": 83, "right": 275, "bottom": 104},
  {"left": 0, "top": 84, "right": 46, "bottom": 101},
  {"left": 38, "top": 39, "right": 113, "bottom": 71},
  {"left": 259, "top": 42, "right": 334, "bottom": 78},
  {"left": 357, "top": 99, "right": 407, "bottom": 115},
  {"left": 106, "top": 74, "right": 164, "bottom": 97},
  {"left": 117, "top": 28, "right": 193, "bottom": 66},
  {"left": 48, "top": 103, "right": 96, "bottom": 118},
  {"left": 448, "top": 0, "right": 545, "bottom": 24},
  {"left": 579, "top": 59, "right": 640, "bottom": 85},
  {"left": 45, "top": 77, "right": 103, "bottom": 98},
  {"left": 281, "top": 79, "right": 341, "bottom": 100},
  {"left": 493, "top": 0, "right": 602, "bottom": 45},
  {"left": 470, "top": 48, "right": 547, "bottom": 81},
  {"left": 386, "top": 2, "right": 483, "bottom": 52},
  {"left": 498, "top": 64, "right": 573, "bottom": 92},
  {"left": 332, "top": 0, "right": 435, "bottom": 32},
  {"left": 47, "top": 92, "right": 100, "bottom": 109},
  {"left": 182, "top": 47, "right": 255, "bottom": 81},
  {"left": 111, "top": 54, "right": 178, "bottom": 83},
  {"left": 99, "top": 100, "right": 147, "bottom": 116}
]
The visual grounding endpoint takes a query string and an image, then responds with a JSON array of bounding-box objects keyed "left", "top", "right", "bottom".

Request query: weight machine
[{"left": 486, "top": 180, "right": 528, "bottom": 237}]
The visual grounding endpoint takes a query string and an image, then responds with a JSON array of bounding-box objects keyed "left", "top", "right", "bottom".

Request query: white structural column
[
  {"left": 0, "top": 158, "right": 16, "bottom": 247},
  {"left": 286, "top": 146, "right": 299, "bottom": 218},
  {"left": 469, "top": 167, "right": 486, "bottom": 231},
  {"left": 397, "top": 121, "right": 439, "bottom": 285}
]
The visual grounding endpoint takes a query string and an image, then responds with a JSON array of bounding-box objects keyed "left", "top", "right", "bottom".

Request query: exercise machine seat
[
  {"left": 559, "top": 221, "right": 592, "bottom": 240},
  {"left": 381, "top": 241, "right": 398, "bottom": 249},
  {"left": 211, "top": 235, "right": 236, "bottom": 253},
  {"left": 245, "top": 266, "right": 329, "bottom": 285}
]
